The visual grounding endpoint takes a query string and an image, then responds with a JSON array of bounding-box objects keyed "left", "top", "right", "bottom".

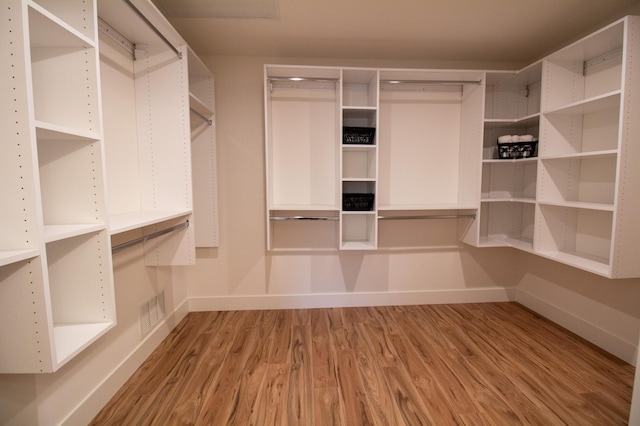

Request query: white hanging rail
[
  {"left": 122, "top": 0, "right": 183, "bottom": 59},
  {"left": 267, "top": 76, "right": 340, "bottom": 82},
  {"left": 378, "top": 214, "right": 476, "bottom": 220},
  {"left": 112, "top": 221, "right": 189, "bottom": 254},
  {"left": 380, "top": 79, "right": 482, "bottom": 85},
  {"left": 190, "top": 108, "right": 213, "bottom": 126}
]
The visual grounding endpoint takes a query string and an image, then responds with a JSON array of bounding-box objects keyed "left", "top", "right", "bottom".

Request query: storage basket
[
  {"left": 343, "top": 127, "right": 375, "bottom": 145},
  {"left": 497, "top": 140, "right": 538, "bottom": 159},
  {"left": 343, "top": 193, "right": 375, "bottom": 211}
]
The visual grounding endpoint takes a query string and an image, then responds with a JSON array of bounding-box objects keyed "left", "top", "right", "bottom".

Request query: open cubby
[
  {"left": 341, "top": 212, "right": 377, "bottom": 250},
  {"left": 538, "top": 155, "right": 616, "bottom": 207},
  {"left": 536, "top": 204, "right": 612, "bottom": 275},
  {"left": 479, "top": 201, "right": 535, "bottom": 251},
  {"left": 481, "top": 160, "right": 537, "bottom": 201}
]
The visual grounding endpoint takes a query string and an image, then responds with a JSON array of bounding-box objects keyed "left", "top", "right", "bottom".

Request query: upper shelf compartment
[
  {"left": 342, "top": 68, "right": 378, "bottom": 108},
  {"left": 542, "top": 19, "right": 624, "bottom": 112},
  {"left": 485, "top": 61, "right": 542, "bottom": 121}
]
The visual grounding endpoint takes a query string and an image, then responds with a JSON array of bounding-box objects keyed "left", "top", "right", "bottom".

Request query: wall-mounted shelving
[{"left": 0, "top": 0, "right": 116, "bottom": 373}]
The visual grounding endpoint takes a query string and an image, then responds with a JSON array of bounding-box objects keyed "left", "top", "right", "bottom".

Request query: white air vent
[{"left": 140, "top": 291, "right": 166, "bottom": 337}]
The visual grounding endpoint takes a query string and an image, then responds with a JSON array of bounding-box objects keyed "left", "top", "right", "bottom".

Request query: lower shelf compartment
[
  {"left": 54, "top": 322, "right": 115, "bottom": 367},
  {"left": 536, "top": 249, "right": 610, "bottom": 277}
]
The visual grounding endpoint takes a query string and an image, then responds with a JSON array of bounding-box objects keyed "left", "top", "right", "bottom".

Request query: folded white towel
[
  {"left": 519, "top": 134, "right": 535, "bottom": 141},
  {"left": 498, "top": 135, "right": 512, "bottom": 143}
]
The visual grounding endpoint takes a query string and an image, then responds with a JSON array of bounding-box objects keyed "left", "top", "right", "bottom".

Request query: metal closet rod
[
  {"left": 190, "top": 108, "right": 213, "bottom": 126},
  {"left": 112, "top": 220, "right": 189, "bottom": 254},
  {"left": 268, "top": 76, "right": 481, "bottom": 85},
  {"left": 380, "top": 79, "right": 482, "bottom": 85},
  {"left": 268, "top": 76, "right": 339, "bottom": 82},
  {"left": 378, "top": 214, "right": 477, "bottom": 220},
  {"left": 122, "top": 0, "right": 183, "bottom": 59},
  {"left": 271, "top": 216, "right": 339, "bottom": 221}
]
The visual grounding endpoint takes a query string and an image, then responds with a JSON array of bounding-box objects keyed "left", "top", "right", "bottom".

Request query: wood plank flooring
[{"left": 90, "top": 303, "right": 635, "bottom": 425}]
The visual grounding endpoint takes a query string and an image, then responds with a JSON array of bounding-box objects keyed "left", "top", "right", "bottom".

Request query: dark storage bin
[
  {"left": 497, "top": 141, "right": 538, "bottom": 159},
  {"left": 343, "top": 193, "right": 375, "bottom": 211},
  {"left": 343, "top": 127, "right": 375, "bottom": 145}
]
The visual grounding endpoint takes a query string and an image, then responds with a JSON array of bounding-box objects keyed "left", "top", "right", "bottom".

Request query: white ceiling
[{"left": 153, "top": 0, "right": 640, "bottom": 65}]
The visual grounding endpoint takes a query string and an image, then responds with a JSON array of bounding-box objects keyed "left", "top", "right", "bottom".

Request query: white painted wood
[
  {"left": 0, "top": 0, "right": 116, "bottom": 373},
  {"left": 188, "top": 47, "right": 219, "bottom": 247}
]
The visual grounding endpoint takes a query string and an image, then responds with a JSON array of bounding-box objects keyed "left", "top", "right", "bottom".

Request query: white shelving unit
[
  {"left": 341, "top": 68, "right": 379, "bottom": 250},
  {"left": 188, "top": 47, "right": 219, "bottom": 248},
  {"left": 264, "top": 16, "right": 640, "bottom": 278},
  {"left": 534, "top": 16, "right": 640, "bottom": 278},
  {"left": 264, "top": 65, "right": 341, "bottom": 250},
  {"left": 474, "top": 61, "right": 543, "bottom": 250},
  {"left": 98, "top": 0, "right": 195, "bottom": 265},
  {"left": 0, "top": 0, "right": 116, "bottom": 373}
]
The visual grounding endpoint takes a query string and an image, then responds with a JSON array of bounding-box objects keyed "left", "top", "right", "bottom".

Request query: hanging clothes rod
[
  {"left": 380, "top": 79, "right": 482, "bottom": 86},
  {"left": 112, "top": 221, "right": 189, "bottom": 254},
  {"left": 378, "top": 214, "right": 476, "bottom": 220},
  {"left": 190, "top": 108, "right": 213, "bottom": 126},
  {"left": 122, "top": 0, "right": 183, "bottom": 59},
  {"left": 271, "top": 216, "right": 339, "bottom": 221}
]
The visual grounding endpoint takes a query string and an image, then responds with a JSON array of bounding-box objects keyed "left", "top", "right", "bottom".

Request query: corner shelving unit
[
  {"left": 0, "top": 0, "right": 116, "bottom": 373},
  {"left": 534, "top": 16, "right": 640, "bottom": 278},
  {"left": 476, "top": 61, "right": 542, "bottom": 252}
]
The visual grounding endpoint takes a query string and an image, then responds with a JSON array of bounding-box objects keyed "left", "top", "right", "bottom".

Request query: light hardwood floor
[{"left": 91, "top": 303, "right": 635, "bottom": 425}]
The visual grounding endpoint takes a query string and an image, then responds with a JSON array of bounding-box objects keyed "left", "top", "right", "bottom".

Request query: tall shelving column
[
  {"left": 478, "top": 62, "right": 542, "bottom": 252},
  {"left": 0, "top": 0, "right": 116, "bottom": 373},
  {"left": 536, "top": 16, "right": 640, "bottom": 278},
  {"left": 188, "top": 47, "right": 219, "bottom": 248},
  {"left": 340, "top": 68, "right": 379, "bottom": 250}
]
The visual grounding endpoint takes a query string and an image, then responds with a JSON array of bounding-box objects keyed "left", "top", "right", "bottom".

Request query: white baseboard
[
  {"left": 515, "top": 287, "right": 638, "bottom": 365},
  {"left": 188, "top": 287, "right": 516, "bottom": 312},
  {"left": 63, "top": 299, "right": 190, "bottom": 426}
]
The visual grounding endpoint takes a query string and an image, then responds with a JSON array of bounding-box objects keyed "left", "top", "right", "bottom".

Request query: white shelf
[
  {"left": 269, "top": 204, "right": 339, "bottom": 211},
  {"left": 537, "top": 200, "right": 614, "bottom": 211},
  {"left": 544, "top": 91, "right": 621, "bottom": 116},
  {"left": 539, "top": 149, "right": 617, "bottom": 160},
  {"left": 0, "top": 249, "right": 40, "bottom": 267},
  {"left": 479, "top": 236, "right": 534, "bottom": 252},
  {"left": 342, "top": 106, "right": 377, "bottom": 111},
  {"left": 189, "top": 92, "right": 214, "bottom": 120},
  {"left": 109, "top": 210, "right": 192, "bottom": 235},
  {"left": 484, "top": 113, "right": 540, "bottom": 126},
  {"left": 342, "top": 144, "right": 376, "bottom": 151},
  {"left": 341, "top": 211, "right": 377, "bottom": 215},
  {"left": 28, "top": 3, "right": 95, "bottom": 48},
  {"left": 483, "top": 157, "right": 538, "bottom": 164},
  {"left": 44, "top": 224, "right": 107, "bottom": 243},
  {"left": 481, "top": 197, "right": 536, "bottom": 204},
  {"left": 340, "top": 241, "right": 377, "bottom": 250},
  {"left": 536, "top": 250, "right": 610, "bottom": 277},
  {"left": 54, "top": 322, "right": 115, "bottom": 367},
  {"left": 35, "top": 121, "right": 101, "bottom": 142}
]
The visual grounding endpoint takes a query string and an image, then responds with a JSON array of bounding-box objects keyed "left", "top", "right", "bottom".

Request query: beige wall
[
  {"left": 186, "top": 55, "right": 522, "bottom": 309},
  {"left": 188, "top": 53, "right": 640, "bottom": 361}
]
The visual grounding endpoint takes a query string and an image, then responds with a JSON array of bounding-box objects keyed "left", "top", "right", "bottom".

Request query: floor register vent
[{"left": 140, "top": 291, "right": 166, "bottom": 337}]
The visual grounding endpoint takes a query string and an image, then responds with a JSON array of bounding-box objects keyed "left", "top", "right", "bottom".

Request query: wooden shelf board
[
  {"left": 340, "top": 241, "right": 377, "bottom": 250},
  {"left": 537, "top": 200, "right": 614, "bottom": 212},
  {"left": 544, "top": 91, "right": 621, "bottom": 116},
  {"left": 35, "top": 121, "right": 101, "bottom": 141},
  {"left": 269, "top": 204, "right": 339, "bottom": 212},
  {"left": 378, "top": 203, "right": 477, "bottom": 211},
  {"left": 539, "top": 149, "right": 617, "bottom": 160},
  {"left": 536, "top": 250, "right": 610, "bottom": 277}
]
